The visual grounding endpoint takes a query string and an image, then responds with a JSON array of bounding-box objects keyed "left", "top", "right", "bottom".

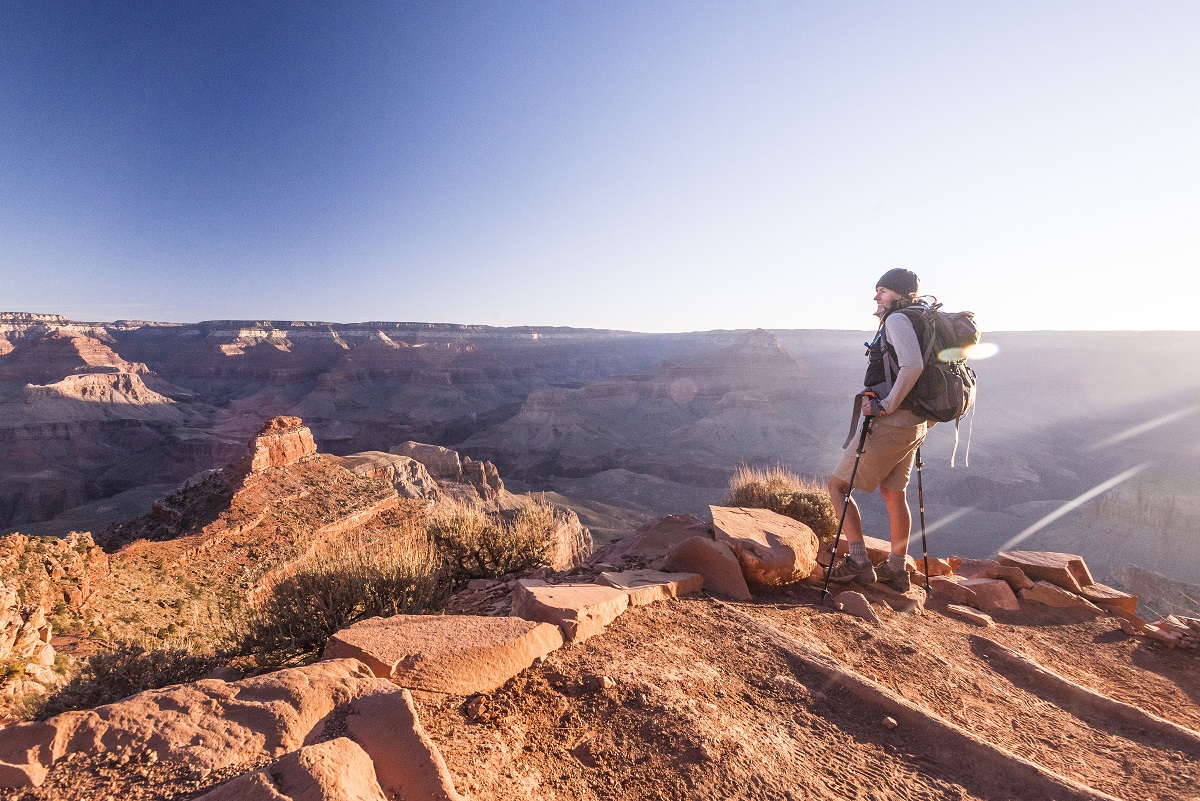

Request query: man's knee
[{"left": 829, "top": 476, "right": 850, "bottom": 497}]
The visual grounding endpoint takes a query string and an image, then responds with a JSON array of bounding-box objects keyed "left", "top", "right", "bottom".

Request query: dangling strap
[{"left": 949, "top": 390, "right": 977, "bottom": 467}]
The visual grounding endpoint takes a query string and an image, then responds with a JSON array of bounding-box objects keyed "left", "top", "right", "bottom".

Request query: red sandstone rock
[
  {"left": 961, "top": 578, "right": 1020, "bottom": 612},
  {"left": 663, "top": 537, "right": 751, "bottom": 601},
  {"left": 997, "top": 551, "right": 1094, "bottom": 594},
  {"left": 195, "top": 738, "right": 387, "bottom": 801},
  {"left": 323, "top": 614, "right": 563, "bottom": 694},
  {"left": 596, "top": 569, "right": 703, "bottom": 606},
  {"left": 946, "top": 604, "right": 995, "bottom": 627},
  {"left": 710, "top": 506, "right": 819, "bottom": 586},
  {"left": 587, "top": 513, "right": 713, "bottom": 567},
  {"left": 1019, "top": 581, "right": 1103, "bottom": 613},
  {"left": 0, "top": 659, "right": 449, "bottom": 791},
  {"left": 248, "top": 416, "right": 317, "bottom": 472},
  {"left": 928, "top": 575, "right": 978, "bottom": 606},
  {"left": 1078, "top": 582, "right": 1138, "bottom": 616},
  {"left": 345, "top": 690, "right": 464, "bottom": 800},
  {"left": 835, "top": 591, "right": 881, "bottom": 626},
  {"left": 953, "top": 558, "right": 1000, "bottom": 578},
  {"left": 510, "top": 582, "right": 629, "bottom": 643},
  {"left": 978, "top": 565, "right": 1035, "bottom": 592},
  {"left": 913, "top": 557, "right": 955, "bottom": 578}
]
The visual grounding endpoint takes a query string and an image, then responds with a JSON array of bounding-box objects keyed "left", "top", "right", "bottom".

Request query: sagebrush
[
  {"left": 429, "top": 497, "right": 570, "bottom": 585},
  {"left": 725, "top": 464, "right": 838, "bottom": 545}
]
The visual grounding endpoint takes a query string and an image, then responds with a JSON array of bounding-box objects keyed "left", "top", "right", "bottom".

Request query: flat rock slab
[
  {"left": 197, "top": 738, "right": 386, "bottom": 801},
  {"left": 324, "top": 614, "right": 564, "bottom": 694},
  {"left": 962, "top": 578, "right": 1020, "bottom": 612},
  {"left": 663, "top": 536, "right": 751, "bottom": 601},
  {"left": 835, "top": 591, "right": 881, "bottom": 626},
  {"left": 946, "top": 604, "right": 995, "bottom": 627},
  {"left": 511, "top": 582, "right": 629, "bottom": 643},
  {"left": 928, "top": 575, "right": 978, "bottom": 606},
  {"left": 1019, "top": 581, "right": 1103, "bottom": 614},
  {"left": 1078, "top": 582, "right": 1138, "bottom": 615},
  {"left": 978, "top": 565, "right": 1034, "bottom": 592},
  {"left": 954, "top": 558, "right": 1000, "bottom": 578},
  {"left": 710, "top": 506, "right": 819, "bottom": 585},
  {"left": 596, "top": 570, "right": 703, "bottom": 606},
  {"left": 997, "top": 550, "right": 1094, "bottom": 594}
]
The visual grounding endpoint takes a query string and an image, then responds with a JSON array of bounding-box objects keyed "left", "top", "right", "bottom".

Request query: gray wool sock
[
  {"left": 886, "top": 553, "right": 906, "bottom": 571},
  {"left": 849, "top": 542, "right": 869, "bottom": 564}
]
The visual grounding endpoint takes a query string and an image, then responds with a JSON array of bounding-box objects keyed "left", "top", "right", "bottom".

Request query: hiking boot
[
  {"left": 875, "top": 560, "right": 911, "bottom": 592},
  {"left": 827, "top": 556, "right": 876, "bottom": 584}
]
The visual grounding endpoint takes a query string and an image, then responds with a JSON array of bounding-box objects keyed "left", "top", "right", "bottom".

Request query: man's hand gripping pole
[{"left": 821, "top": 392, "right": 876, "bottom": 604}]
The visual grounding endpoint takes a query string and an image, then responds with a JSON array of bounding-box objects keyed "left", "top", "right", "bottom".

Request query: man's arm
[{"left": 880, "top": 312, "right": 923, "bottom": 413}]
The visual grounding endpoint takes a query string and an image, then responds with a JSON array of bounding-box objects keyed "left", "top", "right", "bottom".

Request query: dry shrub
[
  {"left": 725, "top": 464, "right": 839, "bottom": 546},
  {"left": 34, "top": 642, "right": 218, "bottom": 720},
  {"left": 429, "top": 497, "right": 575, "bottom": 585},
  {"left": 236, "top": 530, "right": 447, "bottom": 662}
]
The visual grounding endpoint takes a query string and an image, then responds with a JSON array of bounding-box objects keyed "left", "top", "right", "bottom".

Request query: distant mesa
[{"left": 248, "top": 416, "right": 318, "bottom": 472}]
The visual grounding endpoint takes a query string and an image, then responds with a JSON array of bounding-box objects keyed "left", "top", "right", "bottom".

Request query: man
[{"left": 826, "top": 268, "right": 927, "bottom": 592}]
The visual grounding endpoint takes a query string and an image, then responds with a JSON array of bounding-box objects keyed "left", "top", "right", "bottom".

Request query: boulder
[
  {"left": 0, "top": 659, "right": 458, "bottom": 795},
  {"left": 663, "top": 537, "right": 751, "bottom": 601},
  {"left": 596, "top": 569, "right": 704, "bottom": 606},
  {"left": 710, "top": 506, "right": 819, "bottom": 586},
  {"left": 953, "top": 558, "right": 1000, "bottom": 578},
  {"left": 248, "top": 416, "right": 317, "bottom": 472},
  {"left": 510, "top": 582, "right": 629, "bottom": 643},
  {"left": 864, "top": 582, "right": 926, "bottom": 615},
  {"left": 978, "top": 565, "right": 1034, "bottom": 592},
  {"left": 961, "top": 578, "right": 1020, "bottom": 612},
  {"left": 928, "top": 575, "right": 978, "bottom": 606},
  {"left": 389, "top": 442, "right": 463, "bottom": 482},
  {"left": 323, "top": 614, "right": 563, "bottom": 694},
  {"left": 338, "top": 452, "right": 440, "bottom": 500},
  {"left": 946, "top": 604, "right": 995, "bottom": 627},
  {"left": 587, "top": 514, "right": 712, "bottom": 567},
  {"left": 1078, "top": 582, "right": 1138, "bottom": 616},
  {"left": 912, "top": 557, "right": 955, "bottom": 578},
  {"left": 1019, "top": 581, "right": 1104, "bottom": 614},
  {"left": 835, "top": 591, "right": 881, "bottom": 626},
  {"left": 195, "top": 738, "right": 386, "bottom": 801},
  {"left": 997, "top": 551, "right": 1094, "bottom": 594}
]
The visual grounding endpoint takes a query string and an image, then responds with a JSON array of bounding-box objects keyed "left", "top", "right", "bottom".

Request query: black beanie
[{"left": 877, "top": 268, "right": 919, "bottom": 297}]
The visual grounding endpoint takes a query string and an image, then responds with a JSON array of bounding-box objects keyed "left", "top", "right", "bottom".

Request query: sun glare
[{"left": 938, "top": 342, "right": 999, "bottom": 362}]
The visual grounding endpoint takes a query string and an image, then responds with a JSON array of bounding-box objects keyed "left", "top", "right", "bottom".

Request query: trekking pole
[
  {"left": 916, "top": 446, "right": 932, "bottom": 593},
  {"left": 821, "top": 415, "right": 874, "bottom": 603}
]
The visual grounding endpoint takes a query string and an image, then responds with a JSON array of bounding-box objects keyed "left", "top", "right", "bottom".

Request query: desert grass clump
[
  {"left": 33, "top": 642, "right": 218, "bottom": 720},
  {"left": 235, "top": 531, "right": 447, "bottom": 663},
  {"left": 429, "top": 497, "right": 574, "bottom": 585},
  {"left": 725, "top": 464, "right": 839, "bottom": 546}
]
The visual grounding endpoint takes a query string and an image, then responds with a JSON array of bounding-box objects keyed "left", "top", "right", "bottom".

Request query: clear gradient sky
[{"left": 2, "top": 2, "right": 1198, "bottom": 331}]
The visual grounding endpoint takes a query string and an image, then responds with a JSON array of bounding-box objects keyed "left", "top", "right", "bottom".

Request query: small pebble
[{"left": 883, "top": 717, "right": 898, "bottom": 730}]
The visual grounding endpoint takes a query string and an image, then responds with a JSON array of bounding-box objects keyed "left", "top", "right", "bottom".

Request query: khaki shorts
[{"left": 831, "top": 420, "right": 927, "bottom": 493}]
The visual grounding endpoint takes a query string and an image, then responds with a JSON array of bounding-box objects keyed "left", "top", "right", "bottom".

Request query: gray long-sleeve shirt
[{"left": 876, "top": 311, "right": 926, "bottom": 427}]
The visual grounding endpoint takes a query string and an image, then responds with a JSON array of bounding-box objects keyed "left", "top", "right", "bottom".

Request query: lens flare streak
[
  {"left": 1086, "top": 406, "right": 1199, "bottom": 451},
  {"left": 922, "top": 506, "right": 974, "bottom": 535},
  {"left": 998, "top": 463, "right": 1151, "bottom": 552}
]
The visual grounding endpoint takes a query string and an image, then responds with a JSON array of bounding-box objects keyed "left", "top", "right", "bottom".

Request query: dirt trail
[{"left": 418, "top": 589, "right": 1200, "bottom": 801}]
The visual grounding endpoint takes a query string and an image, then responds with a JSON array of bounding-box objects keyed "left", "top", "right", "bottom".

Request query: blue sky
[{"left": 2, "top": 2, "right": 1198, "bottom": 331}]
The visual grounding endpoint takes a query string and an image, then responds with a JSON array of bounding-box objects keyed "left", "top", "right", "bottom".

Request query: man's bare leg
[
  {"left": 880, "top": 486, "right": 912, "bottom": 558},
  {"left": 828, "top": 477, "right": 864, "bottom": 544}
]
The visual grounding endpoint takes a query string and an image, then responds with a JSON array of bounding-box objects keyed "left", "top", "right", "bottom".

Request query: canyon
[{"left": 3, "top": 312, "right": 1199, "bottom": 602}]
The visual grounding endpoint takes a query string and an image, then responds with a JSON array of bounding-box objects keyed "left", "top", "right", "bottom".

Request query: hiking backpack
[{"left": 886, "top": 300, "right": 980, "bottom": 464}]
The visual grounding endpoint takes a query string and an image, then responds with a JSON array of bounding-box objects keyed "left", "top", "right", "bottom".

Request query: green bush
[{"left": 725, "top": 464, "right": 839, "bottom": 546}]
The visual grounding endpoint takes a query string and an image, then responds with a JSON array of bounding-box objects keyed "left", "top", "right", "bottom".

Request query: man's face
[{"left": 874, "top": 286, "right": 903, "bottom": 316}]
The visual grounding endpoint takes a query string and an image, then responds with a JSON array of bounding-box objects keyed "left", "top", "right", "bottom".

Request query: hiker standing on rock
[{"left": 826, "top": 268, "right": 927, "bottom": 593}]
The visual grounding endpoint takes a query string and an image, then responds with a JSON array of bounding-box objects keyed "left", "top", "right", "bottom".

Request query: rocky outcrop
[
  {"left": 248, "top": 416, "right": 317, "bottom": 472},
  {"left": 0, "top": 659, "right": 461, "bottom": 799},
  {"left": 998, "top": 551, "right": 1094, "bottom": 594},
  {"left": 338, "top": 451, "right": 440, "bottom": 500},
  {"left": 390, "top": 442, "right": 463, "bottom": 481},
  {"left": 0, "top": 582, "right": 54, "bottom": 669}
]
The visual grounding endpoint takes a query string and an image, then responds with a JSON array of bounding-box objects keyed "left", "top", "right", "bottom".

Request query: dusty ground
[
  {"left": 418, "top": 587, "right": 1200, "bottom": 801},
  {"left": 8, "top": 584, "right": 1200, "bottom": 800}
]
